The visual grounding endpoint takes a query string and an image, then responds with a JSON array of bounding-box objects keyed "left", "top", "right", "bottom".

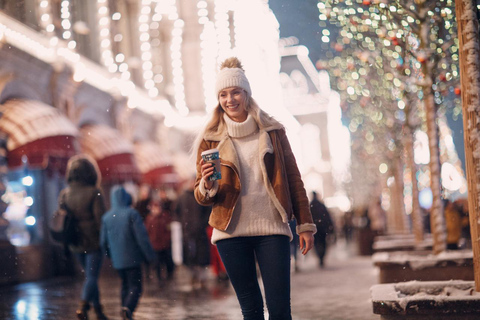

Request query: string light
[
  {"left": 197, "top": 0, "right": 217, "bottom": 111},
  {"left": 214, "top": 0, "right": 232, "bottom": 62},
  {"left": 60, "top": 1, "right": 71, "bottom": 39},
  {"left": 171, "top": 18, "right": 187, "bottom": 115},
  {"left": 96, "top": 0, "right": 113, "bottom": 68},
  {"left": 139, "top": 0, "right": 155, "bottom": 96},
  {"left": 160, "top": 0, "right": 187, "bottom": 115},
  {"left": 37, "top": 0, "right": 55, "bottom": 36}
]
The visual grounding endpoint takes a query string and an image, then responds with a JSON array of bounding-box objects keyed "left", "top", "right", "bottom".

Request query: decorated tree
[
  {"left": 318, "top": 1, "right": 420, "bottom": 236},
  {"left": 319, "top": 0, "right": 460, "bottom": 253}
]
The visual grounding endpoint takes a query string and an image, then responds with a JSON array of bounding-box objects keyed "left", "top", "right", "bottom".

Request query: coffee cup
[{"left": 201, "top": 148, "right": 222, "bottom": 181}]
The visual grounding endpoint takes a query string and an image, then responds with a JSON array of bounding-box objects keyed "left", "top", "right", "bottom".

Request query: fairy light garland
[
  {"left": 96, "top": 0, "right": 114, "bottom": 69},
  {"left": 197, "top": 0, "right": 217, "bottom": 111},
  {"left": 214, "top": 0, "right": 231, "bottom": 62},
  {"left": 166, "top": 0, "right": 187, "bottom": 115},
  {"left": 38, "top": 0, "right": 55, "bottom": 35},
  {"left": 60, "top": 1, "right": 70, "bottom": 39}
]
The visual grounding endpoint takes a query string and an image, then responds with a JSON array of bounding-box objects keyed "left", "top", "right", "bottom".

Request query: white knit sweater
[{"left": 211, "top": 114, "right": 292, "bottom": 244}]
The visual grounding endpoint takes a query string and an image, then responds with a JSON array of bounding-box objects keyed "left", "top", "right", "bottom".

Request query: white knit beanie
[{"left": 215, "top": 57, "right": 252, "bottom": 98}]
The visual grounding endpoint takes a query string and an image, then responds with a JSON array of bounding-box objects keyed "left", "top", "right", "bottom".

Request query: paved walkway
[{"left": 0, "top": 240, "right": 379, "bottom": 320}]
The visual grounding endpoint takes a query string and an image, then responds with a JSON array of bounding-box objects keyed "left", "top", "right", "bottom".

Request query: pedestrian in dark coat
[
  {"left": 144, "top": 199, "right": 175, "bottom": 281},
  {"left": 58, "top": 155, "right": 108, "bottom": 320},
  {"left": 176, "top": 177, "right": 211, "bottom": 288},
  {"left": 310, "top": 191, "right": 334, "bottom": 268},
  {"left": 101, "top": 186, "right": 154, "bottom": 320}
]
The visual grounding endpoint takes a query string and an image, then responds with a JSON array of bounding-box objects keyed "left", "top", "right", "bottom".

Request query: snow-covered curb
[
  {"left": 371, "top": 280, "right": 480, "bottom": 318},
  {"left": 372, "top": 238, "right": 433, "bottom": 252},
  {"left": 372, "top": 250, "right": 473, "bottom": 271}
]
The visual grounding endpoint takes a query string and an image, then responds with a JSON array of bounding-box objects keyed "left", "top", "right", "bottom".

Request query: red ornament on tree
[
  {"left": 454, "top": 87, "right": 461, "bottom": 95},
  {"left": 363, "top": 0, "right": 371, "bottom": 5},
  {"left": 334, "top": 43, "right": 344, "bottom": 52},
  {"left": 417, "top": 54, "right": 427, "bottom": 63},
  {"left": 390, "top": 36, "right": 399, "bottom": 46}
]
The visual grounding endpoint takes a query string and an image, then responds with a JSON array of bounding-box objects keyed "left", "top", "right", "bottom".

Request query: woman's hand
[
  {"left": 200, "top": 158, "right": 214, "bottom": 189},
  {"left": 299, "top": 231, "right": 314, "bottom": 255}
]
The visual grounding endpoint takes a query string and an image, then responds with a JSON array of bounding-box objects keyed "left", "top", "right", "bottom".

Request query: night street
[
  {"left": 0, "top": 241, "right": 377, "bottom": 320},
  {"left": 3, "top": 0, "right": 480, "bottom": 319}
]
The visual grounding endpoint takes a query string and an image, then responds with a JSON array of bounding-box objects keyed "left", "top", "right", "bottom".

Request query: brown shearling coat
[{"left": 194, "top": 122, "right": 316, "bottom": 235}]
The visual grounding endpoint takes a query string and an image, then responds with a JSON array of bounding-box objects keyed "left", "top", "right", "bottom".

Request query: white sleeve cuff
[
  {"left": 199, "top": 177, "right": 219, "bottom": 198},
  {"left": 296, "top": 223, "right": 317, "bottom": 235}
]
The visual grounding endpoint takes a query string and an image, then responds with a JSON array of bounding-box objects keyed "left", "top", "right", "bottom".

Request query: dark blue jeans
[
  {"left": 155, "top": 249, "right": 175, "bottom": 280},
  {"left": 75, "top": 250, "right": 103, "bottom": 307},
  {"left": 216, "top": 235, "right": 292, "bottom": 320},
  {"left": 117, "top": 266, "right": 143, "bottom": 313}
]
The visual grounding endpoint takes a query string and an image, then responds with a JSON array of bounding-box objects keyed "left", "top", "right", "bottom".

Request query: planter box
[
  {"left": 373, "top": 250, "right": 474, "bottom": 284},
  {"left": 374, "top": 234, "right": 432, "bottom": 242},
  {"left": 371, "top": 280, "right": 480, "bottom": 319},
  {"left": 373, "top": 238, "right": 433, "bottom": 253},
  {"left": 0, "top": 241, "right": 17, "bottom": 285}
]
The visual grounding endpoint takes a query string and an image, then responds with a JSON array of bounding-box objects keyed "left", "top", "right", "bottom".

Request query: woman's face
[{"left": 219, "top": 87, "right": 248, "bottom": 122}]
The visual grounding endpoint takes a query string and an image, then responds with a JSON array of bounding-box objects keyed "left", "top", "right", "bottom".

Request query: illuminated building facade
[
  {"left": 279, "top": 40, "right": 351, "bottom": 212},
  {"left": 0, "top": 0, "right": 329, "bottom": 284}
]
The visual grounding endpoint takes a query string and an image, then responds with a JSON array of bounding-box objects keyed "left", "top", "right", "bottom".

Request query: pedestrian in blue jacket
[{"left": 100, "top": 186, "right": 154, "bottom": 320}]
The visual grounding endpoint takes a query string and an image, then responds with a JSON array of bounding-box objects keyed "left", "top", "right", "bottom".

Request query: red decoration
[
  {"left": 363, "top": 0, "right": 371, "bottom": 5},
  {"left": 454, "top": 87, "right": 461, "bottom": 95},
  {"left": 417, "top": 54, "right": 427, "bottom": 63}
]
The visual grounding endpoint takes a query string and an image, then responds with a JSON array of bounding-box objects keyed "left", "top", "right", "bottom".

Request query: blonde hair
[
  {"left": 191, "top": 57, "right": 283, "bottom": 158},
  {"left": 191, "top": 94, "right": 283, "bottom": 159}
]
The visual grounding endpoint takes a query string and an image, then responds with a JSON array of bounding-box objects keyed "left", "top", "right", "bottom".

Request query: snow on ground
[
  {"left": 290, "top": 239, "right": 378, "bottom": 320},
  {"left": 0, "top": 239, "right": 380, "bottom": 320}
]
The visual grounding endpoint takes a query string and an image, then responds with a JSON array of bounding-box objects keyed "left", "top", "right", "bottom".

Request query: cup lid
[{"left": 201, "top": 148, "right": 219, "bottom": 156}]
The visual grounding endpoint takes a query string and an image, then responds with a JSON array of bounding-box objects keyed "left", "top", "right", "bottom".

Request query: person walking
[
  {"left": 100, "top": 186, "right": 154, "bottom": 320},
  {"left": 310, "top": 191, "right": 334, "bottom": 268},
  {"left": 194, "top": 57, "right": 316, "bottom": 320},
  {"left": 445, "top": 199, "right": 463, "bottom": 250},
  {"left": 57, "top": 155, "right": 108, "bottom": 320},
  {"left": 144, "top": 198, "right": 175, "bottom": 281},
  {"left": 176, "top": 176, "right": 212, "bottom": 289}
]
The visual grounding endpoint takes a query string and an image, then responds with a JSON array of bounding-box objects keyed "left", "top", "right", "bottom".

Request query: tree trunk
[
  {"left": 393, "top": 156, "right": 408, "bottom": 233},
  {"left": 455, "top": 0, "right": 480, "bottom": 291},
  {"left": 404, "top": 124, "right": 424, "bottom": 243},
  {"left": 416, "top": 7, "right": 447, "bottom": 253},
  {"left": 423, "top": 85, "right": 446, "bottom": 254}
]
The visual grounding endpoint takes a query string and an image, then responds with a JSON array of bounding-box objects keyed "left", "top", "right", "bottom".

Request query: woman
[
  {"left": 194, "top": 57, "right": 316, "bottom": 320},
  {"left": 59, "top": 155, "right": 108, "bottom": 320}
]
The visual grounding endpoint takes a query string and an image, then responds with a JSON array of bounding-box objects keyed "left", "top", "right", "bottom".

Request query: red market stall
[
  {"left": 0, "top": 98, "right": 80, "bottom": 284},
  {"left": 134, "top": 141, "right": 179, "bottom": 188}
]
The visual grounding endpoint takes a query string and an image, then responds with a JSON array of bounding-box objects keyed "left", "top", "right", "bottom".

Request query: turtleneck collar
[{"left": 224, "top": 113, "right": 258, "bottom": 138}]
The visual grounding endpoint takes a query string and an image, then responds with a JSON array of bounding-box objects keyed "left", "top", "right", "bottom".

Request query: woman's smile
[{"left": 219, "top": 87, "right": 248, "bottom": 122}]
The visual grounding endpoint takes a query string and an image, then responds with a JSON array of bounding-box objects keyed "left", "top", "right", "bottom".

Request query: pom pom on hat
[{"left": 215, "top": 57, "right": 252, "bottom": 98}]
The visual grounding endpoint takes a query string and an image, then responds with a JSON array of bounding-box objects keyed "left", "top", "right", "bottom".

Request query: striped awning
[
  {"left": 0, "top": 99, "right": 79, "bottom": 169},
  {"left": 79, "top": 124, "right": 140, "bottom": 183},
  {"left": 134, "top": 141, "right": 178, "bottom": 186},
  {"left": 134, "top": 141, "right": 171, "bottom": 174},
  {"left": 0, "top": 99, "right": 78, "bottom": 150}
]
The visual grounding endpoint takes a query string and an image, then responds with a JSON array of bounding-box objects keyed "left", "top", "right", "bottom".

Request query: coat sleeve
[
  {"left": 278, "top": 129, "right": 317, "bottom": 235},
  {"left": 131, "top": 210, "right": 155, "bottom": 263},
  {"left": 194, "top": 139, "right": 219, "bottom": 206}
]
